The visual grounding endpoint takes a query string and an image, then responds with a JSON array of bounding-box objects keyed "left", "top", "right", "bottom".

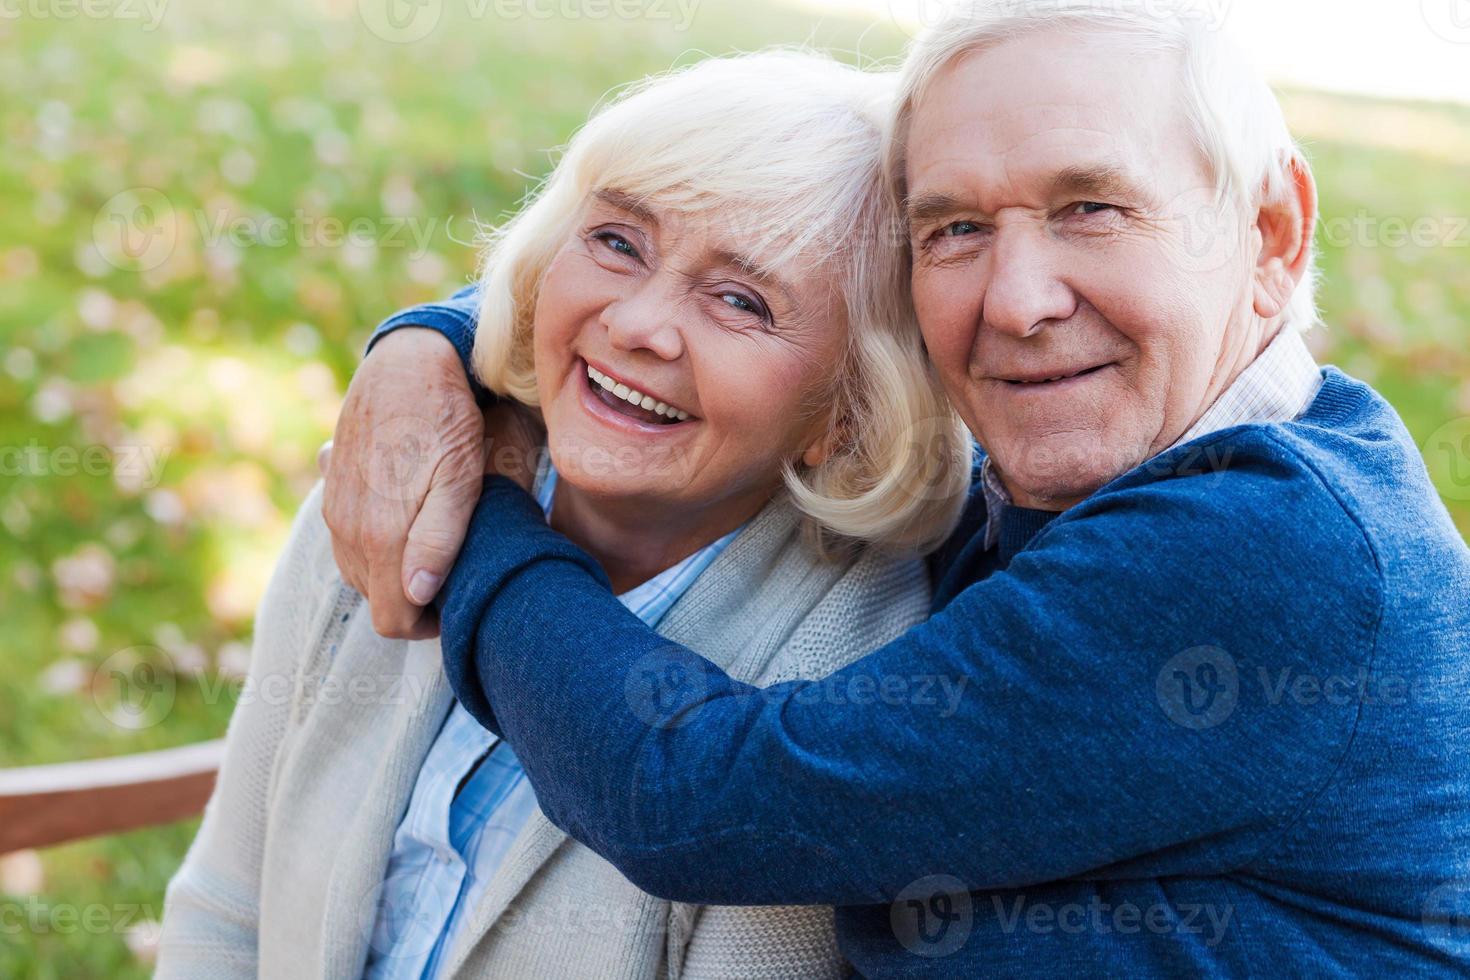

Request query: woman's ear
[
  {"left": 801, "top": 412, "right": 849, "bottom": 469},
  {"left": 1252, "top": 152, "right": 1318, "bottom": 320}
]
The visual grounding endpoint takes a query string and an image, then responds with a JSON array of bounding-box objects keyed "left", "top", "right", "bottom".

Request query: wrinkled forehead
[{"left": 905, "top": 31, "right": 1202, "bottom": 205}]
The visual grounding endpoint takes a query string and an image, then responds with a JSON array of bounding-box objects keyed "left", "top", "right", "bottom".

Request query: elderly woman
[{"left": 156, "top": 50, "right": 970, "bottom": 979}]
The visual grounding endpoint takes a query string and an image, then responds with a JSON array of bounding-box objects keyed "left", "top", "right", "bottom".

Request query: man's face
[{"left": 905, "top": 31, "right": 1263, "bottom": 510}]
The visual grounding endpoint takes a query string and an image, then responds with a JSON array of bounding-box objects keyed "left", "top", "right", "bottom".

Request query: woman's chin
[{"left": 546, "top": 432, "right": 703, "bottom": 499}]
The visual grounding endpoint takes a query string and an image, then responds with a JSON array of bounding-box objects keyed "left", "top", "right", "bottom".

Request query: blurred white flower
[
  {"left": 313, "top": 129, "right": 350, "bottom": 167},
  {"left": 380, "top": 174, "right": 420, "bottom": 217},
  {"left": 221, "top": 147, "right": 257, "bottom": 187},
  {"left": 78, "top": 288, "right": 118, "bottom": 331},
  {"left": 144, "top": 489, "right": 187, "bottom": 526},
  {"left": 33, "top": 190, "right": 66, "bottom": 227},
  {"left": 40, "top": 658, "right": 90, "bottom": 696},
  {"left": 1, "top": 246, "right": 40, "bottom": 280},
  {"left": 118, "top": 302, "right": 165, "bottom": 348},
  {"left": 52, "top": 544, "right": 117, "bottom": 609},
  {"left": 3, "top": 499, "right": 32, "bottom": 538},
  {"left": 31, "top": 379, "right": 74, "bottom": 424},
  {"left": 206, "top": 356, "right": 251, "bottom": 394},
  {"left": 59, "top": 617, "right": 101, "bottom": 655},
  {"left": 73, "top": 241, "right": 112, "bottom": 279},
  {"left": 4, "top": 346, "right": 36, "bottom": 381},
  {"left": 0, "top": 850, "right": 45, "bottom": 895},
  {"left": 284, "top": 322, "right": 321, "bottom": 357},
  {"left": 216, "top": 641, "right": 252, "bottom": 681},
  {"left": 295, "top": 361, "right": 339, "bottom": 403},
  {"left": 168, "top": 45, "right": 230, "bottom": 87},
  {"left": 125, "top": 918, "right": 163, "bottom": 966},
  {"left": 105, "top": 518, "right": 146, "bottom": 550}
]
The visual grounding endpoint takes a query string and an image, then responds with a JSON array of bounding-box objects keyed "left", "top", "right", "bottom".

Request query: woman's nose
[{"left": 601, "top": 282, "right": 686, "bottom": 361}]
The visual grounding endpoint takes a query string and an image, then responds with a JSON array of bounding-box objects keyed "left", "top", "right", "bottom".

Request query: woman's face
[{"left": 531, "top": 189, "right": 846, "bottom": 521}]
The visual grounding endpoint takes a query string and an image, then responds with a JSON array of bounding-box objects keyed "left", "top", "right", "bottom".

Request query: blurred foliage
[{"left": 1, "top": 0, "right": 1467, "bottom": 975}]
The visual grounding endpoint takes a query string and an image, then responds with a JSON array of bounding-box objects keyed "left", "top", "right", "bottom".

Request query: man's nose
[
  {"left": 981, "top": 229, "right": 1078, "bottom": 338},
  {"left": 601, "top": 279, "right": 685, "bottom": 361}
]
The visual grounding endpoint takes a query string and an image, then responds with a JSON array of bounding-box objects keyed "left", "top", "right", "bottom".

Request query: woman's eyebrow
[
  {"left": 593, "top": 188, "right": 658, "bottom": 224},
  {"left": 710, "top": 248, "right": 795, "bottom": 305}
]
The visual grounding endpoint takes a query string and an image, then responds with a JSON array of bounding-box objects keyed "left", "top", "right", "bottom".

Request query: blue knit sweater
[{"left": 376, "top": 299, "right": 1470, "bottom": 975}]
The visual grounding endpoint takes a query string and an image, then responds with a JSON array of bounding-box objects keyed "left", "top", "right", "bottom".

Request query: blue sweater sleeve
[
  {"left": 365, "top": 284, "right": 486, "bottom": 399},
  {"left": 439, "top": 436, "right": 1380, "bottom": 907}
]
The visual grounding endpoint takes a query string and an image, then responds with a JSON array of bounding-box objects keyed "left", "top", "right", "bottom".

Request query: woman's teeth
[{"left": 587, "top": 364, "right": 689, "bottom": 422}]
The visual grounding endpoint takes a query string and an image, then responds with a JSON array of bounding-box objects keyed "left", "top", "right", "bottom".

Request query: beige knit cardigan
[{"left": 155, "top": 483, "right": 930, "bottom": 979}]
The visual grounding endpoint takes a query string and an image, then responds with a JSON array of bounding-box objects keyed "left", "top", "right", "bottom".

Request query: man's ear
[{"left": 1252, "top": 152, "right": 1318, "bottom": 320}]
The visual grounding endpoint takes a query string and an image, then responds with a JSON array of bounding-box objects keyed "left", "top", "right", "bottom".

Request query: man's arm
[
  {"left": 439, "top": 440, "right": 1377, "bottom": 907},
  {"left": 364, "top": 283, "right": 487, "bottom": 400},
  {"left": 322, "top": 286, "right": 486, "bottom": 638}
]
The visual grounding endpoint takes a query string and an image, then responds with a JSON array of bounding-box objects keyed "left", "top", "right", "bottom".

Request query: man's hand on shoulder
[{"left": 321, "top": 327, "right": 484, "bottom": 639}]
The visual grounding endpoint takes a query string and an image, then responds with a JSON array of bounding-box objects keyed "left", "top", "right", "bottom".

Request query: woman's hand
[{"left": 320, "top": 328, "right": 484, "bottom": 639}]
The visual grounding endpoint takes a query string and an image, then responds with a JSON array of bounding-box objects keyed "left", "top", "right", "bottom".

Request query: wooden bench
[{"left": 0, "top": 740, "right": 224, "bottom": 854}]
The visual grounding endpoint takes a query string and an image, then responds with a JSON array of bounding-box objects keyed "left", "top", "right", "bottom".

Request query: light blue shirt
[{"left": 363, "top": 465, "right": 742, "bottom": 979}]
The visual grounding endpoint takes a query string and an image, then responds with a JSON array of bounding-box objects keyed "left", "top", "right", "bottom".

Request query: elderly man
[{"left": 322, "top": 3, "right": 1470, "bottom": 974}]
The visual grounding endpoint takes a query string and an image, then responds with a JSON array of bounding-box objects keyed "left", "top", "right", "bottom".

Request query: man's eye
[
  {"left": 942, "top": 220, "right": 982, "bottom": 238},
  {"left": 594, "top": 231, "right": 639, "bottom": 258},
  {"left": 1073, "top": 202, "right": 1117, "bottom": 216}
]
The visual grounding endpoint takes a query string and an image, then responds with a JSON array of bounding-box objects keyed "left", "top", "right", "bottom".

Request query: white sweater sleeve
[{"left": 154, "top": 484, "right": 342, "bottom": 979}]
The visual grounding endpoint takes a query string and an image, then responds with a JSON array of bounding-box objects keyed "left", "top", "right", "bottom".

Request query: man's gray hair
[{"left": 887, "top": 0, "right": 1319, "bottom": 333}]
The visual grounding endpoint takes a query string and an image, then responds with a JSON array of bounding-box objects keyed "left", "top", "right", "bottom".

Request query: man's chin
[{"left": 988, "top": 434, "right": 1146, "bottom": 510}]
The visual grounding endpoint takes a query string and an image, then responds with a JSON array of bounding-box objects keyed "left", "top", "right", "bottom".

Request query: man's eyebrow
[
  {"left": 593, "top": 188, "right": 658, "bottom": 223},
  {"left": 905, "top": 165, "right": 1145, "bottom": 229},
  {"left": 905, "top": 192, "right": 974, "bottom": 231},
  {"left": 1048, "top": 164, "right": 1142, "bottom": 200}
]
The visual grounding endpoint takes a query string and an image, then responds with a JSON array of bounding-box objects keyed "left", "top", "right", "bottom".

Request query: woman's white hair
[
  {"left": 471, "top": 49, "right": 972, "bottom": 556},
  {"left": 886, "top": 0, "right": 1320, "bottom": 333}
]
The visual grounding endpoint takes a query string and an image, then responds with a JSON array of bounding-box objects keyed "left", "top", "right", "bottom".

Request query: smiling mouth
[
  {"left": 583, "top": 360, "right": 692, "bottom": 427},
  {"left": 1001, "top": 364, "right": 1112, "bottom": 386}
]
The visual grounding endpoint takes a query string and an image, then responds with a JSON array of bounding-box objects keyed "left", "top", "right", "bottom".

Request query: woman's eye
[
  {"left": 1073, "top": 202, "right": 1116, "bottom": 216},
  {"left": 942, "top": 220, "right": 982, "bottom": 238},
  {"left": 720, "top": 292, "right": 768, "bottom": 320},
  {"left": 594, "top": 231, "right": 640, "bottom": 259}
]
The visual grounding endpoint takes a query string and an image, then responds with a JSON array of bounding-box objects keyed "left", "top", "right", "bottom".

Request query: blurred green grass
[{"left": 1, "top": 1, "right": 1468, "bottom": 975}]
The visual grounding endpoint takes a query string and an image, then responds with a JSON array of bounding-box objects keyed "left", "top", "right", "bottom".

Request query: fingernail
[{"left": 407, "top": 570, "right": 442, "bottom": 605}]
